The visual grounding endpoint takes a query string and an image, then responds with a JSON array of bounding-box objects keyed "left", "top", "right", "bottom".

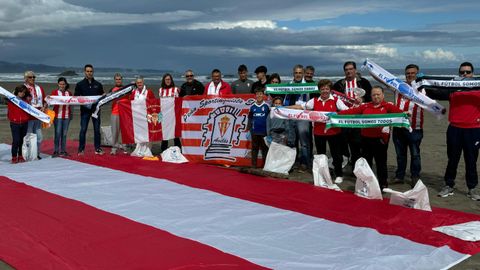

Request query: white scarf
[
  {"left": 207, "top": 81, "right": 222, "bottom": 95},
  {"left": 133, "top": 85, "right": 148, "bottom": 100}
]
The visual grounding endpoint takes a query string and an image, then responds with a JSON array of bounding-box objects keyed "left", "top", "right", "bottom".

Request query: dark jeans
[
  {"left": 444, "top": 125, "right": 480, "bottom": 189},
  {"left": 10, "top": 122, "right": 28, "bottom": 157},
  {"left": 361, "top": 137, "right": 388, "bottom": 187},
  {"left": 79, "top": 111, "right": 101, "bottom": 151},
  {"left": 392, "top": 128, "right": 423, "bottom": 180},
  {"left": 251, "top": 134, "right": 268, "bottom": 167},
  {"left": 315, "top": 134, "right": 343, "bottom": 177},
  {"left": 161, "top": 138, "right": 182, "bottom": 152},
  {"left": 289, "top": 120, "right": 312, "bottom": 167},
  {"left": 341, "top": 128, "right": 362, "bottom": 164},
  {"left": 54, "top": 118, "right": 70, "bottom": 153}
]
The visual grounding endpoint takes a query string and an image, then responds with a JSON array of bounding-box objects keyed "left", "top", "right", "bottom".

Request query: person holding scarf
[
  {"left": 7, "top": 85, "right": 31, "bottom": 164},
  {"left": 338, "top": 86, "right": 403, "bottom": 189},
  {"left": 50, "top": 77, "right": 72, "bottom": 157},
  {"left": 159, "top": 73, "right": 182, "bottom": 152},
  {"left": 130, "top": 76, "right": 155, "bottom": 157},
  {"left": 24, "top": 70, "right": 47, "bottom": 159}
]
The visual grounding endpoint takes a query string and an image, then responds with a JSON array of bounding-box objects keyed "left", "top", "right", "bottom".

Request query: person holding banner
[
  {"left": 252, "top": 66, "right": 269, "bottom": 94},
  {"left": 7, "top": 85, "right": 31, "bottom": 164},
  {"left": 159, "top": 73, "right": 182, "bottom": 152},
  {"left": 391, "top": 64, "right": 424, "bottom": 187},
  {"left": 333, "top": 61, "right": 372, "bottom": 168},
  {"left": 338, "top": 86, "right": 403, "bottom": 189},
  {"left": 247, "top": 88, "right": 270, "bottom": 168},
  {"left": 180, "top": 70, "right": 204, "bottom": 97},
  {"left": 204, "top": 69, "right": 232, "bottom": 96},
  {"left": 50, "top": 77, "right": 72, "bottom": 157},
  {"left": 75, "top": 64, "right": 104, "bottom": 155},
  {"left": 24, "top": 71, "right": 47, "bottom": 159},
  {"left": 289, "top": 79, "right": 348, "bottom": 183},
  {"left": 427, "top": 62, "right": 480, "bottom": 200},
  {"left": 231, "top": 64, "right": 254, "bottom": 94},
  {"left": 130, "top": 76, "right": 155, "bottom": 157},
  {"left": 109, "top": 73, "right": 126, "bottom": 155}
]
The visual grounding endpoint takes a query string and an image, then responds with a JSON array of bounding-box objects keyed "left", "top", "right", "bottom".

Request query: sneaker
[
  {"left": 17, "top": 156, "right": 25, "bottom": 163},
  {"left": 11, "top": 157, "right": 18, "bottom": 164},
  {"left": 52, "top": 152, "right": 59, "bottom": 158},
  {"left": 467, "top": 188, "right": 480, "bottom": 201},
  {"left": 110, "top": 148, "right": 117, "bottom": 155},
  {"left": 438, "top": 186, "right": 454, "bottom": 197},
  {"left": 77, "top": 151, "right": 85, "bottom": 156},
  {"left": 334, "top": 177, "right": 343, "bottom": 184},
  {"left": 95, "top": 148, "right": 105, "bottom": 155}
]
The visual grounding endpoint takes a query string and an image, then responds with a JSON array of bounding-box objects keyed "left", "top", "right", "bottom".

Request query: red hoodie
[
  {"left": 448, "top": 90, "right": 480, "bottom": 128},
  {"left": 8, "top": 97, "right": 31, "bottom": 124}
]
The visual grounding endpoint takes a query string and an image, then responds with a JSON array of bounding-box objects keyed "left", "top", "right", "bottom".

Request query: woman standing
[
  {"left": 7, "top": 85, "right": 31, "bottom": 163},
  {"left": 51, "top": 77, "right": 72, "bottom": 157},
  {"left": 158, "top": 73, "right": 182, "bottom": 152},
  {"left": 130, "top": 76, "right": 155, "bottom": 157}
]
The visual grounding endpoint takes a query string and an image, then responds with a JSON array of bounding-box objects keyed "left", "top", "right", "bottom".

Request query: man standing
[
  {"left": 75, "top": 64, "right": 104, "bottom": 155},
  {"left": 180, "top": 69, "right": 204, "bottom": 97},
  {"left": 304, "top": 65, "right": 316, "bottom": 83},
  {"left": 283, "top": 64, "right": 312, "bottom": 171},
  {"left": 252, "top": 65, "right": 268, "bottom": 94},
  {"left": 204, "top": 69, "right": 232, "bottom": 96},
  {"left": 231, "top": 64, "right": 254, "bottom": 94},
  {"left": 333, "top": 61, "right": 372, "bottom": 166},
  {"left": 431, "top": 62, "right": 480, "bottom": 200},
  {"left": 109, "top": 73, "right": 125, "bottom": 155},
  {"left": 24, "top": 71, "right": 46, "bottom": 159},
  {"left": 392, "top": 64, "right": 424, "bottom": 187}
]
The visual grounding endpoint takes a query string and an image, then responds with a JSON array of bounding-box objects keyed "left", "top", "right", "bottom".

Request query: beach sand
[{"left": 0, "top": 81, "right": 479, "bottom": 269}]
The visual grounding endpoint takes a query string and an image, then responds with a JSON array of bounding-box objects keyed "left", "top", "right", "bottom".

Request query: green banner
[
  {"left": 326, "top": 113, "right": 410, "bottom": 129},
  {"left": 265, "top": 83, "right": 318, "bottom": 94}
]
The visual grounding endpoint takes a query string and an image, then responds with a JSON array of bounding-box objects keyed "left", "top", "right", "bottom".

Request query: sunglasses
[
  {"left": 460, "top": 70, "right": 472, "bottom": 75},
  {"left": 27, "top": 76, "right": 36, "bottom": 79},
  {"left": 185, "top": 75, "right": 194, "bottom": 78}
]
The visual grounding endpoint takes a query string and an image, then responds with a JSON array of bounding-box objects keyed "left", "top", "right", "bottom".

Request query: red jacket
[
  {"left": 204, "top": 80, "right": 232, "bottom": 96},
  {"left": 8, "top": 97, "right": 31, "bottom": 124},
  {"left": 449, "top": 90, "right": 480, "bottom": 128},
  {"left": 339, "top": 101, "right": 403, "bottom": 138},
  {"left": 51, "top": 89, "right": 73, "bottom": 119}
]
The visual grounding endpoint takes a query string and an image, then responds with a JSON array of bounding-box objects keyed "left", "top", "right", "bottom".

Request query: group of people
[{"left": 6, "top": 61, "right": 480, "bottom": 202}]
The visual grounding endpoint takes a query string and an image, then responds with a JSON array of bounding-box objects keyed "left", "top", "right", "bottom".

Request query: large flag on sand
[
  {"left": 1, "top": 142, "right": 480, "bottom": 269},
  {"left": 118, "top": 98, "right": 182, "bottom": 144},
  {"left": 181, "top": 94, "right": 255, "bottom": 166}
]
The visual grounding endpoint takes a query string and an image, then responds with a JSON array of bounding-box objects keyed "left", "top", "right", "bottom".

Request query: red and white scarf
[
  {"left": 55, "top": 90, "right": 71, "bottom": 119},
  {"left": 25, "top": 83, "right": 43, "bottom": 108},
  {"left": 159, "top": 87, "right": 179, "bottom": 98},
  {"left": 345, "top": 78, "right": 357, "bottom": 99}
]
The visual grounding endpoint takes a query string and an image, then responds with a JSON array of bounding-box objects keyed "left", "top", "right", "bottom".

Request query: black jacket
[
  {"left": 74, "top": 78, "right": 104, "bottom": 114},
  {"left": 180, "top": 80, "right": 204, "bottom": 96}
]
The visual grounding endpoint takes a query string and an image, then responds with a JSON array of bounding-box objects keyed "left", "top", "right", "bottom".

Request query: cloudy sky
[{"left": 0, "top": 0, "right": 479, "bottom": 74}]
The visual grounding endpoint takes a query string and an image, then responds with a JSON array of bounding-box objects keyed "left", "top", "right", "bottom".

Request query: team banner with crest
[
  {"left": 119, "top": 98, "right": 182, "bottom": 144},
  {"left": 181, "top": 95, "right": 256, "bottom": 166}
]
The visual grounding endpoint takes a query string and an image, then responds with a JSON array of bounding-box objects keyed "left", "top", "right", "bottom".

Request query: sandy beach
[{"left": 0, "top": 80, "right": 479, "bottom": 269}]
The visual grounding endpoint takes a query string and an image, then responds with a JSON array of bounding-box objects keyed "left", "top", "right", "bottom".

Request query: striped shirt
[
  {"left": 394, "top": 91, "right": 424, "bottom": 130},
  {"left": 159, "top": 87, "right": 180, "bottom": 98},
  {"left": 345, "top": 78, "right": 357, "bottom": 98}
]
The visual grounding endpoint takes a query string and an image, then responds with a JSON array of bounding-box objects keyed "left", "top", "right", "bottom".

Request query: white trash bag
[
  {"left": 131, "top": 142, "right": 153, "bottom": 157},
  {"left": 383, "top": 180, "right": 431, "bottom": 211},
  {"left": 161, "top": 146, "right": 188, "bottom": 163},
  {"left": 101, "top": 126, "right": 113, "bottom": 146},
  {"left": 312, "top": 154, "right": 341, "bottom": 191},
  {"left": 353, "top": 158, "right": 382, "bottom": 200},
  {"left": 433, "top": 221, "right": 480, "bottom": 242},
  {"left": 22, "top": 133, "right": 38, "bottom": 161},
  {"left": 263, "top": 142, "right": 296, "bottom": 175}
]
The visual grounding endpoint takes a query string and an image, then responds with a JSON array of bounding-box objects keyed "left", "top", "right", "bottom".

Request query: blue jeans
[
  {"left": 79, "top": 111, "right": 101, "bottom": 151},
  {"left": 289, "top": 120, "right": 312, "bottom": 167},
  {"left": 444, "top": 125, "right": 480, "bottom": 189},
  {"left": 27, "top": 119, "right": 42, "bottom": 154},
  {"left": 54, "top": 118, "right": 70, "bottom": 153},
  {"left": 393, "top": 128, "right": 423, "bottom": 179}
]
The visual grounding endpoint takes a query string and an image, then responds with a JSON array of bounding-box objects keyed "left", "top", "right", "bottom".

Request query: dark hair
[
  {"left": 57, "top": 77, "right": 70, "bottom": 90},
  {"left": 238, "top": 64, "right": 248, "bottom": 72},
  {"left": 372, "top": 85, "right": 385, "bottom": 93},
  {"left": 84, "top": 64, "right": 93, "bottom": 70},
  {"left": 269, "top": 73, "right": 281, "bottom": 83},
  {"left": 405, "top": 64, "right": 419, "bottom": 72},
  {"left": 318, "top": 79, "right": 332, "bottom": 89},
  {"left": 343, "top": 61, "right": 356, "bottom": 70},
  {"left": 14, "top": 84, "right": 30, "bottom": 98},
  {"left": 254, "top": 65, "right": 267, "bottom": 74},
  {"left": 459, "top": 62, "right": 474, "bottom": 73},
  {"left": 161, "top": 73, "right": 175, "bottom": 88},
  {"left": 272, "top": 96, "right": 284, "bottom": 104},
  {"left": 305, "top": 65, "right": 315, "bottom": 72},
  {"left": 211, "top": 68, "right": 221, "bottom": 75},
  {"left": 253, "top": 86, "right": 265, "bottom": 93}
]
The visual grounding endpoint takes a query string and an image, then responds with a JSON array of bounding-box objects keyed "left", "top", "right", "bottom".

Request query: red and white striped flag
[{"left": 119, "top": 98, "right": 182, "bottom": 144}]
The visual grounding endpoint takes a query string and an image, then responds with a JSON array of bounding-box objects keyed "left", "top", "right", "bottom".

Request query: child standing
[
  {"left": 51, "top": 77, "right": 72, "bottom": 157},
  {"left": 248, "top": 88, "right": 270, "bottom": 168},
  {"left": 7, "top": 85, "right": 31, "bottom": 164},
  {"left": 267, "top": 96, "right": 290, "bottom": 145}
]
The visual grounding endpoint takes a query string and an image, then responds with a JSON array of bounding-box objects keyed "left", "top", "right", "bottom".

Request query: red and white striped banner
[
  {"left": 119, "top": 98, "right": 182, "bottom": 144},
  {"left": 181, "top": 94, "right": 255, "bottom": 166}
]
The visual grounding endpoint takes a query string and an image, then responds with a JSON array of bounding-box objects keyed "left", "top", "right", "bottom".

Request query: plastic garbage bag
[
  {"left": 263, "top": 142, "right": 296, "bottom": 175},
  {"left": 22, "top": 133, "right": 38, "bottom": 161},
  {"left": 161, "top": 146, "right": 188, "bottom": 163},
  {"left": 101, "top": 126, "right": 113, "bottom": 146},
  {"left": 131, "top": 142, "right": 153, "bottom": 158},
  {"left": 433, "top": 221, "right": 480, "bottom": 242},
  {"left": 353, "top": 158, "right": 382, "bottom": 200},
  {"left": 312, "top": 154, "right": 341, "bottom": 191},
  {"left": 383, "top": 180, "right": 431, "bottom": 211}
]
